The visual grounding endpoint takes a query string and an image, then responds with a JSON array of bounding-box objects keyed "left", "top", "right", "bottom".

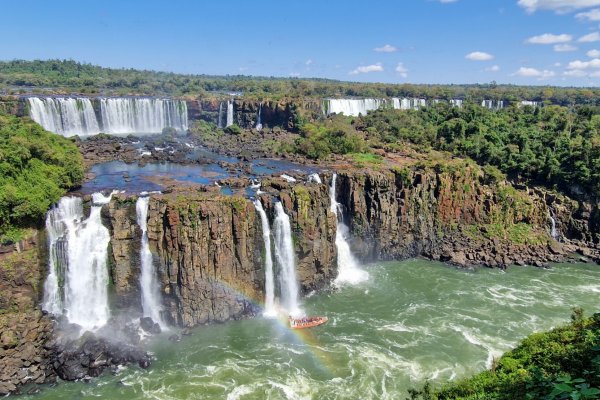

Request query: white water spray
[
  {"left": 226, "top": 100, "right": 234, "bottom": 127},
  {"left": 217, "top": 102, "right": 224, "bottom": 128},
  {"left": 136, "top": 195, "right": 165, "bottom": 326},
  {"left": 253, "top": 200, "right": 276, "bottom": 316},
  {"left": 256, "top": 103, "right": 263, "bottom": 131},
  {"left": 43, "top": 193, "right": 114, "bottom": 331},
  {"left": 273, "top": 202, "right": 302, "bottom": 317},
  {"left": 549, "top": 211, "right": 559, "bottom": 240},
  {"left": 329, "top": 174, "right": 369, "bottom": 285}
]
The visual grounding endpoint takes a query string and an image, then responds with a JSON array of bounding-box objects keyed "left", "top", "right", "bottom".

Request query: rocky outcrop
[
  {"left": 0, "top": 233, "right": 55, "bottom": 395},
  {"left": 106, "top": 184, "right": 337, "bottom": 327},
  {"left": 192, "top": 99, "right": 320, "bottom": 130},
  {"left": 335, "top": 164, "right": 600, "bottom": 268}
]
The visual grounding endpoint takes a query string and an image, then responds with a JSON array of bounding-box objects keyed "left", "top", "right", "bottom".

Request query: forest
[{"left": 2, "top": 59, "right": 600, "bottom": 105}]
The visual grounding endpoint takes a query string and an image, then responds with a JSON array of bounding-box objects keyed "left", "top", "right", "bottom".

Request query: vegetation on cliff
[
  {"left": 409, "top": 310, "right": 600, "bottom": 400},
  {"left": 0, "top": 113, "right": 84, "bottom": 241},
  {"left": 3, "top": 59, "right": 600, "bottom": 104}
]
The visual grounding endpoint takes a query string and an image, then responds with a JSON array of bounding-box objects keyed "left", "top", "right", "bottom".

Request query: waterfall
[
  {"left": 482, "top": 100, "right": 505, "bottom": 110},
  {"left": 253, "top": 199, "right": 276, "bottom": 316},
  {"left": 329, "top": 174, "right": 369, "bottom": 285},
  {"left": 450, "top": 99, "right": 463, "bottom": 107},
  {"left": 392, "top": 98, "right": 426, "bottom": 110},
  {"left": 307, "top": 173, "right": 322, "bottom": 184},
  {"left": 226, "top": 100, "right": 234, "bottom": 127},
  {"left": 100, "top": 98, "right": 188, "bottom": 134},
  {"left": 136, "top": 195, "right": 165, "bottom": 326},
  {"left": 217, "top": 102, "right": 224, "bottom": 128},
  {"left": 273, "top": 202, "right": 302, "bottom": 317},
  {"left": 256, "top": 103, "right": 263, "bottom": 131},
  {"left": 549, "top": 211, "right": 559, "bottom": 240},
  {"left": 324, "top": 98, "right": 385, "bottom": 116},
  {"left": 520, "top": 100, "right": 541, "bottom": 108},
  {"left": 28, "top": 97, "right": 100, "bottom": 137},
  {"left": 43, "top": 192, "right": 114, "bottom": 331}
]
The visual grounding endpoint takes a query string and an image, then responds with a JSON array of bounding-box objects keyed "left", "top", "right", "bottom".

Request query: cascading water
[
  {"left": 28, "top": 97, "right": 100, "bottom": 137},
  {"left": 329, "top": 173, "right": 369, "bottom": 285},
  {"left": 549, "top": 211, "right": 559, "bottom": 240},
  {"left": 136, "top": 195, "right": 165, "bottom": 326},
  {"left": 253, "top": 199, "right": 276, "bottom": 316},
  {"left": 273, "top": 202, "right": 302, "bottom": 317},
  {"left": 324, "top": 98, "right": 385, "bottom": 116},
  {"left": 226, "top": 100, "right": 234, "bottom": 127},
  {"left": 43, "top": 192, "right": 114, "bottom": 331},
  {"left": 255, "top": 103, "right": 262, "bottom": 131},
  {"left": 450, "top": 99, "right": 463, "bottom": 107},
  {"left": 100, "top": 98, "right": 188, "bottom": 134},
  {"left": 392, "top": 98, "right": 426, "bottom": 110},
  {"left": 217, "top": 102, "right": 224, "bottom": 128},
  {"left": 27, "top": 96, "right": 188, "bottom": 136}
]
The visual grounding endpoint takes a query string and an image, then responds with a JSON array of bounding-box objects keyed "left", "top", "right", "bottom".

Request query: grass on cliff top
[{"left": 409, "top": 309, "right": 600, "bottom": 400}]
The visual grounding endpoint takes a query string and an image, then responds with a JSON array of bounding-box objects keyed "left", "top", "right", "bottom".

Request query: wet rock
[{"left": 140, "top": 317, "right": 161, "bottom": 334}]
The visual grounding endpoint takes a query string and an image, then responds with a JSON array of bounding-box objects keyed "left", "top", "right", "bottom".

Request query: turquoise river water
[{"left": 23, "top": 259, "right": 600, "bottom": 399}]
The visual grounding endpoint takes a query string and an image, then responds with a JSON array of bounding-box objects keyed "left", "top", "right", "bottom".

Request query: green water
[{"left": 24, "top": 260, "right": 600, "bottom": 399}]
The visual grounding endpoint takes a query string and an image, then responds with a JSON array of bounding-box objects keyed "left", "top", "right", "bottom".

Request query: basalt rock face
[
  {"left": 105, "top": 185, "right": 337, "bottom": 327},
  {"left": 192, "top": 99, "right": 320, "bottom": 130},
  {"left": 259, "top": 181, "right": 338, "bottom": 292},
  {"left": 335, "top": 166, "right": 600, "bottom": 268},
  {"left": 0, "top": 233, "right": 56, "bottom": 395}
]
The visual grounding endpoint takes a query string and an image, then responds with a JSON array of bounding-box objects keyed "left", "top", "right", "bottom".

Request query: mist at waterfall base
[
  {"left": 26, "top": 260, "right": 600, "bottom": 399},
  {"left": 329, "top": 174, "right": 369, "bottom": 286}
]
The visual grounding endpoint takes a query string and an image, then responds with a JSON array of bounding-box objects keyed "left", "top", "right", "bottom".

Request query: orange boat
[{"left": 288, "top": 316, "right": 328, "bottom": 329}]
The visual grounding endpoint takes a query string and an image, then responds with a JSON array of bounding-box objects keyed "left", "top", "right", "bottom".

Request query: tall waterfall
[
  {"left": 136, "top": 196, "right": 165, "bottom": 326},
  {"left": 226, "top": 100, "right": 234, "bottom": 127},
  {"left": 324, "top": 98, "right": 385, "bottom": 116},
  {"left": 253, "top": 199, "right": 276, "bottom": 316},
  {"left": 255, "top": 103, "right": 263, "bottom": 131},
  {"left": 273, "top": 202, "right": 302, "bottom": 317},
  {"left": 100, "top": 98, "right": 188, "bottom": 134},
  {"left": 549, "top": 211, "right": 559, "bottom": 240},
  {"left": 329, "top": 174, "right": 369, "bottom": 285},
  {"left": 27, "top": 96, "right": 188, "bottom": 136},
  {"left": 28, "top": 97, "right": 100, "bottom": 137},
  {"left": 217, "top": 102, "right": 224, "bottom": 128},
  {"left": 43, "top": 192, "right": 114, "bottom": 331},
  {"left": 450, "top": 99, "right": 463, "bottom": 107}
]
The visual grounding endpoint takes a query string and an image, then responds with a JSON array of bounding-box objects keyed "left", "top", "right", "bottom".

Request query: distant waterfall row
[
  {"left": 43, "top": 193, "right": 164, "bottom": 333},
  {"left": 322, "top": 97, "right": 543, "bottom": 116},
  {"left": 27, "top": 97, "right": 188, "bottom": 137}
]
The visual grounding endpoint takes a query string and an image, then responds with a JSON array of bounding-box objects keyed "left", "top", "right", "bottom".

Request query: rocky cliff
[
  {"left": 106, "top": 182, "right": 336, "bottom": 327},
  {"left": 191, "top": 99, "right": 321, "bottom": 130},
  {"left": 0, "top": 233, "right": 55, "bottom": 395},
  {"left": 334, "top": 163, "right": 599, "bottom": 268}
]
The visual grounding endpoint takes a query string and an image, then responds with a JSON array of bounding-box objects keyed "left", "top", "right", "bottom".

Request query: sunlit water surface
[{"left": 24, "top": 260, "right": 600, "bottom": 399}]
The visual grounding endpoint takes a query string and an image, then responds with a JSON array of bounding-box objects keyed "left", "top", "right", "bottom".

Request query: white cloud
[
  {"left": 349, "top": 63, "right": 384, "bottom": 75},
  {"left": 554, "top": 44, "right": 578, "bottom": 51},
  {"left": 513, "top": 67, "right": 556, "bottom": 78},
  {"left": 566, "top": 58, "right": 600, "bottom": 69},
  {"left": 587, "top": 49, "right": 600, "bottom": 57},
  {"left": 305, "top": 59, "right": 313, "bottom": 65},
  {"left": 439, "top": 0, "right": 458, "bottom": 3},
  {"left": 564, "top": 69, "right": 588, "bottom": 77},
  {"left": 526, "top": 33, "right": 573, "bottom": 44},
  {"left": 485, "top": 65, "right": 501, "bottom": 71},
  {"left": 465, "top": 51, "right": 494, "bottom": 61},
  {"left": 578, "top": 32, "right": 600, "bottom": 42},
  {"left": 576, "top": 8, "right": 600, "bottom": 20},
  {"left": 395, "top": 62, "right": 409, "bottom": 78},
  {"left": 518, "top": 0, "right": 600, "bottom": 13},
  {"left": 374, "top": 44, "right": 398, "bottom": 53},
  {"left": 289, "top": 72, "right": 301, "bottom": 77}
]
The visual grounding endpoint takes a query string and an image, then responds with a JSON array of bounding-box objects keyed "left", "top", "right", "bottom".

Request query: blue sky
[{"left": 2, "top": 0, "right": 600, "bottom": 86}]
